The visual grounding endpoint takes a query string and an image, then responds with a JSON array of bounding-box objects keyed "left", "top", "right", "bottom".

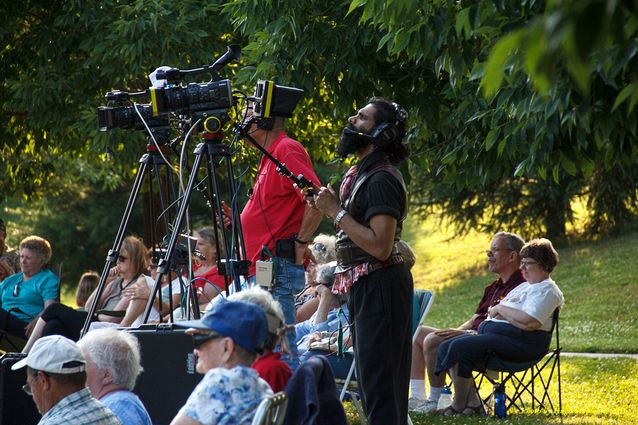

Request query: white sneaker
[
  {"left": 413, "top": 400, "right": 439, "bottom": 414},
  {"left": 408, "top": 397, "right": 427, "bottom": 411}
]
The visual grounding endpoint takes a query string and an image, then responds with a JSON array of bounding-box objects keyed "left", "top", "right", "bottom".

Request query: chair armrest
[{"left": 95, "top": 309, "right": 126, "bottom": 318}]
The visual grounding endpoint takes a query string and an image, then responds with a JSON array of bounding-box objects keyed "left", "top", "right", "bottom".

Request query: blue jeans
[{"left": 273, "top": 257, "right": 306, "bottom": 369}]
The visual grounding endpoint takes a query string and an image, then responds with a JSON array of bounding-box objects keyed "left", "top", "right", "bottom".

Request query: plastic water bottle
[
  {"left": 437, "top": 386, "right": 453, "bottom": 410},
  {"left": 493, "top": 383, "right": 506, "bottom": 419}
]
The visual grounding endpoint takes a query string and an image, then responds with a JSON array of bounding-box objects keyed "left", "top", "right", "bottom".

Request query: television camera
[{"left": 87, "top": 45, "right": 311, "bottom": 334}]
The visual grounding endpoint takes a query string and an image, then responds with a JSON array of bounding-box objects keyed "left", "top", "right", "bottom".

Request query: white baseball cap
[{"left": 12, "top": 335, "right": 86, "bottom": 374}]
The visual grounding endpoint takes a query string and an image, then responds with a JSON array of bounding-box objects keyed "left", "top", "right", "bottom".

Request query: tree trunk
[{"left": 543, "top": 180, "right": 567, "bottom": 244}]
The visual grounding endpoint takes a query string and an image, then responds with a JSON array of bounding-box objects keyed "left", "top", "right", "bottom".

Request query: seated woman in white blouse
[{"left": 434, "top": 238, "right": 564, "bottom": 416}]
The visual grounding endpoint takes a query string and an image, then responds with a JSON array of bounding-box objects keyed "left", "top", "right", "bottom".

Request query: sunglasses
[
  {"left": 312, "top": 243, "right": 327, "bottom": 253},
  {"left": 117, "top": 255, "right": 128, "bottom": 263},
  {"left": 192, "top": 332, "right": 224, "bottom": 349},
  {"left": 13, "top": 284, "right": 20, "bottom": 297}
]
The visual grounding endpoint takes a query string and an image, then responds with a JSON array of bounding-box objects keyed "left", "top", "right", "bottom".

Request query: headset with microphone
[{"left": 344, "top": 101, "right": 408, "bottom": 148}]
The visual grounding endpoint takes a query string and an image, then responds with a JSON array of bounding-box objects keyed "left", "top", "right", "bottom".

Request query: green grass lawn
[{"left": 344, "top": 344, "right": 638, "bottom": 424}]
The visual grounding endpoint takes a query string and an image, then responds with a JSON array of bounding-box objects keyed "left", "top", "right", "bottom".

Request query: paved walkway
[{"left": 562, "top": 352, "right": 638, "bottom": 359}]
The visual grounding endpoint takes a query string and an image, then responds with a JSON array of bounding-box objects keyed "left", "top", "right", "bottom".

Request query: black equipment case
[{"left": 0, "top": 353, "right": 40, "bottom": 425}]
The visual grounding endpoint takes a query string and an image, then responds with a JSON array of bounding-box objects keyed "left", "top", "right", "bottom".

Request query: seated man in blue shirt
[
  {"left": 78, "top": 328, "right": 152, "bottom": 425},
  {"left": 171, "top": 301, "right": 273, "bottom": 425}
]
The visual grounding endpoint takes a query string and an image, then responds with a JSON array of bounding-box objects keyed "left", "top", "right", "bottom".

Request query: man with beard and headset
[{"left": 312, "top": 98, "right": 413, "bottom": 425}]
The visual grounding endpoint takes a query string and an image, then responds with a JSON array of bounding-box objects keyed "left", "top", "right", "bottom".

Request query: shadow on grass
[
  {"left": 347, "top": 407, "right": 627, "bottom": 425},
  {"left": 344, "top": 357, "right": 638, "bottom": 424}
]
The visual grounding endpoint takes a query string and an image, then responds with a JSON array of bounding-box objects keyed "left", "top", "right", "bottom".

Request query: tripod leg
[
  {"left": 81, "top": 154, "right": 153, "bottom": 337},
  {"left": 224, "top": 151, "right": 249, "bottom": 285},
  {"left": 145, "top": 153, "right": 179, "bottom": 322},
  {"left": 204, "top": 147, "right": 235, "bottom": 294},
  {"left": 205, "top": 140, "right": 250, "bottom": 294},
  {"left": 142, "top": 143, "right": 210, "bottom": 323}
]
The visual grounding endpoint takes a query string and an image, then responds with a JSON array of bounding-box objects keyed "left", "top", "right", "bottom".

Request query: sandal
[
  {"left": 436, "top": 406, "right": 463, "bottom": 416},
  {"left": 462, "top": 404, "right": 484, "bottom": 416}
]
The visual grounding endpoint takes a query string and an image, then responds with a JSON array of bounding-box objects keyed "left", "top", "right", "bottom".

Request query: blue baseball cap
[{"left": 177, "top": 300, "right": 268, "bottom": 354}]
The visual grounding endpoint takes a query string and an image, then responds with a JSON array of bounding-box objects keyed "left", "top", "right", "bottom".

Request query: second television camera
[{"left": 97, "top": 103, "right": 169, "bottom": 132}]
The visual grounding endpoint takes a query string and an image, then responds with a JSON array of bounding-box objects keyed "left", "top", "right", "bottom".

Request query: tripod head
[{"left": 192, "top": 108, "right": 232, "bottom": 135}]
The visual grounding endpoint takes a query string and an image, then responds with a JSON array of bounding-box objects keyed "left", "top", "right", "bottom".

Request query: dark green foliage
[{"left": 2, "top": 0, "right": 638, "bottom": 266}]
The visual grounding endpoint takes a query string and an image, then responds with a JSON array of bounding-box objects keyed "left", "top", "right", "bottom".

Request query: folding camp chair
[
  {"left": 336, "top": 289, "right": 435, "bottom": 425},
  {"left": 337, "top": 356, "right": 366, "bottom": 424},
  {"left": 412, "top": 289, "right": 435, "bottom": 341},
  {"left": 472, "top": 308, "right": 562, "bottom": 416},
  {"left": 252, "top": 391, "right": 288, "bottom": 425}
]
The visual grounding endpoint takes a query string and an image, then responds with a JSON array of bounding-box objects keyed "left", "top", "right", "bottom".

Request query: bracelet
[
  {"left": 294, "top": 236, "right": 309, "bottom": 245},
  {"left": 333, "top": 209, "right": 348, "bottom": 227}
]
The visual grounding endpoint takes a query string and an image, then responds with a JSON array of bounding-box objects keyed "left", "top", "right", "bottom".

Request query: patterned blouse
[{"left": 179, "top": 365, "right": 273, "bottom": 425}]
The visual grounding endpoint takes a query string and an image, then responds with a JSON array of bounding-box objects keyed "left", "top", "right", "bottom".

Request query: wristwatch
[{"left": 334, "top": 209, "right": 348, "bottom": 227}]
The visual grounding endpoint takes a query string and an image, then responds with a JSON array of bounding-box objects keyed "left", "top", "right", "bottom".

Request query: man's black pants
[{"left": 349, "top": 264, "right": 413, "bottom": 425}]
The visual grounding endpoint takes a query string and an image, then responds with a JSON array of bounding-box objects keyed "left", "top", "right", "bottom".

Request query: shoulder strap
[{"left": 344, "top": 160, "right": 407, "bottom": 220}]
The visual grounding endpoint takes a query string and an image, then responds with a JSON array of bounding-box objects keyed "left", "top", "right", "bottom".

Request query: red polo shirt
[{"left": 241, "top": 131, "right": 320, "bottom": 275}]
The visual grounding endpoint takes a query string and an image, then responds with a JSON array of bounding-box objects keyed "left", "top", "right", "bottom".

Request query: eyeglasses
[
  {"left": 520, "top": 259, "right": 539, "bottom": 267},
  {"left": 485, "top": 248, "right": 511, "bottom": 256},
  {"left": 22, "top": 372, "right": 38, "bottom": 396},
  {"left": 117, "top": 255, "right": 128, "bottom": 263},
  {"left": 22, "top": 382, "right": 32, "bottom": 396},
  {"left": 192, "top": 333, "right": 224, "bottom": 349}
]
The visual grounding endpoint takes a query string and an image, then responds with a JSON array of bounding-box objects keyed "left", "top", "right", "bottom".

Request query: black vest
[{"left": 335, "top": 155, "right": 407, "bottom": 266}]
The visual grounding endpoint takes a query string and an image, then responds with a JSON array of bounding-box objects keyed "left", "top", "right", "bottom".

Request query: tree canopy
[{"left": 2, "top": 0, "right": 638, "bottom": 261}]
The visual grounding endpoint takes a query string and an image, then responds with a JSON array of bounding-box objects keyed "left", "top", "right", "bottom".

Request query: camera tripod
[
  {"left": 140, "top": 118, "right": 250, "bottom": 323},
  {"left": 81, "top": 132, "right": 184, "bottom": 337}
]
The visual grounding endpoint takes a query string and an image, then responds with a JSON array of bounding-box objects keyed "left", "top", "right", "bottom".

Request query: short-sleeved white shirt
[{"left": 488, "top": 278, "right": 564, "bottom": 332}]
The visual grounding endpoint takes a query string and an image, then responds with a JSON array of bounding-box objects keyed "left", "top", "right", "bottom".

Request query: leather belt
[
  {"left": 368, "top": 254, "right": 405, "bottom": 273},
  {"left": 337, "top": 242, "right": 401, "bottom": 266}
]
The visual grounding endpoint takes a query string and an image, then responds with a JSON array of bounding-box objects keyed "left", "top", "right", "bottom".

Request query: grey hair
[
  {"left": 316, "top": 262, "right": 337, "bottom": 285},
  {"left": 233, "top": 345, "right": 259, "bottom": 366},
  {"left": 493, "top": 232, "right": 525, "bottom": 255},
  {"left": 228, "top": 286, "right": 285, "bottom": 331},
  {"left": 78, "top": 328, "right": 143, "bottom": 391},
  {"left": 228, "top": 286, "right": 287, "bottom": 352},
  {"left": 20, "top": 235, "right": 52, "bottom": 264}
]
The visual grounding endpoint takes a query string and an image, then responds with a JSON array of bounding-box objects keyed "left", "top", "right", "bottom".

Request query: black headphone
[
  {"left": 257, "top": 117, "right": 275, "bottom": 131},
  {"left": 368, "top": 102, "right": 408, "bottom": 148}
]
